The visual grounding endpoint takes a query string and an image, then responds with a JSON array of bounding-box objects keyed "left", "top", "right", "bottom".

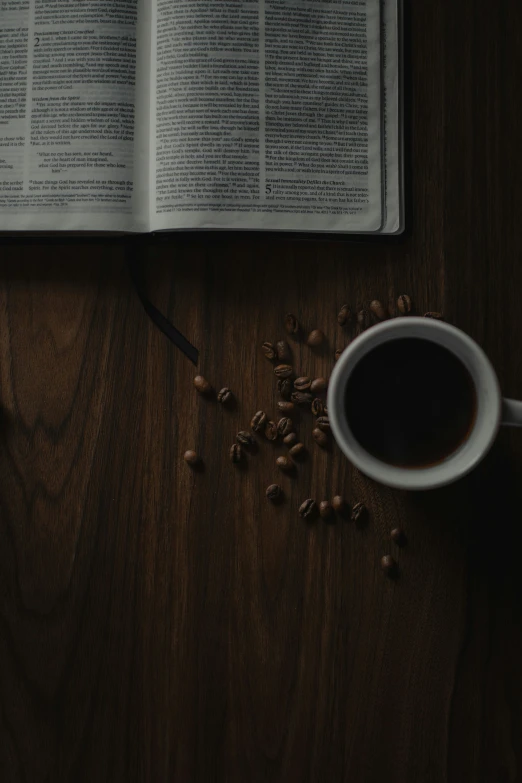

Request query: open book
[{"left": 0, "top": 0, "right": 403, "bottom": 235}]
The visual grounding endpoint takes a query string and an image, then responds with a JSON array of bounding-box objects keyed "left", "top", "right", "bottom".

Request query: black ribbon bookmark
[{"left": 127, "top": 245, "right": 199, "bottom": 366}]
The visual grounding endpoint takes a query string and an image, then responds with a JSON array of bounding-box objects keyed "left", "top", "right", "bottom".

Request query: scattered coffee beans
[
  {"left": 390, "top": 528, "right": 406, "bottom": 546},
  {"left": 262, "top": 341, "right": 276, "bottom": 360},
  {"left": 217, "top": 387, "right": 233, "bottom": 404},
  {"left": 299, "top": 499, "right": 317, "bottom": 519},
  {"left": 424, "top": 311, "right": 443, "bottom": 320},
  {"left": 307, "top": 329, "right": 325, "bottom": 347},
  {"left": 319, "top": 500, "right": 333, "bottom": 519},
  {"left": 357, "top": 309, "right": 371, "bottom": 330},
  {"left": 294, "top": 376, "right": 312, "bottom": 391},
  {"left": 289, "top": 442, "right": 306, "bottom": 458},
  {"left": 193, "top": 375, "right": 212, "bottom": 394},
  {"left": 397, "top": 294, "right": 413, "bottom": 314},
  {"left": 274, "top": 364, "right": 293, "bottom": 379},
  {"left": 265, "top": 420, "right": 278, "bottom": 441},
  {"left": 230, "top": 444, "right": 242, "bottom": 464},
  {"left": 266, "top": 484, "right": 282, "bottom": 502},
  {"left": 277, "top": 417, "right": 293, "bottom": 436},
  {"left": 312, "top": 427, "right": 328, "bottom": 448},
  {"left": 278, "top": 378, "right": 293, "bottom": 400},
  {"left": 285, "top": 313, "right": 300, "bottom": 335},
  {"left": 311, "top": 398, "right": 325, "bottom": 417},
  {"left": 187, "top": 309, "right": 397, "bottom": 576},
  {"left": 311, "top": 377, "right": 328, "bottom": 394},
  {"left": 370, "top": 300, "right": 387, "bottom": 321},
  {"left": 276, "top": 340, "right": 291, "bottom": 361},
  {"left": 291, "top": 391, "right": 314, "bottom": 406},
  {"left": 188, "top": 309, "right": 400, "bottom": 572},
  {"left": 332, "top": 495, "right": 348, "bottom": 515},
  {"left": 338, "top": 304, "right": 352, "bottom": 326},
  {"left": 276, "top": 455, "right": 294, "bottom": 472},
  {"left": 236, "top": 431, "right": 255, "bottom": 447},
  {"left": 316, "top": 416, "right": 330, "bottom": 432},
  {"left": 251, "top": 410, "right": 267, "bottom": 432},
  {"left": 380, "top": 555, "right": 398, "bottom": 577},
  {"left": 351, "top": 502, "right": 367, "bottom": 524}
]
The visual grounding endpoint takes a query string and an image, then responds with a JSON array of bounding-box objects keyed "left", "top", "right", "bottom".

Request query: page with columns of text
[
  {"left": 0, "top": 0, "right": 151, "bottom": 232},
  {"left": 150, "top": 0, "right": 384, "bottom": 234}
]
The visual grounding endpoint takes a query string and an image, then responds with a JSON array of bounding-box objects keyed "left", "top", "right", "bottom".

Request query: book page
[
  {"left": 0, "top": 0, "right": 147, "bottom": 232},
  {"left": 382, "top": 0, "right": 402, "bottom": 234},
  {"left": 150, "top": 0, "right": 383, "bottom": 234}
]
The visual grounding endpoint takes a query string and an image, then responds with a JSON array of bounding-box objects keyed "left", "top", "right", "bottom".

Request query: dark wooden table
[{"left": 2, "top": 2, "right": 522, "bottom": 781}]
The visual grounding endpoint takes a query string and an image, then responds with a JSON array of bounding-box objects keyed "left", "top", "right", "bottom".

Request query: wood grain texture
[{"left": 1, "top": 0, "right": 522, "bottom": 780}]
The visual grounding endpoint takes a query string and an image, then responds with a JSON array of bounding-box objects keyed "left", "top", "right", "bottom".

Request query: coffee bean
[
  {"left": 251, "top": 410, "right": 267, "bottom": 432},
  {"left": 285, "top": 313, "right": 300, "bottom": 335},
  {"left": 424, "top": 311, "right": 443, "bottom": 320},
  {"left": 316, "top": 416, "right": 330, "bottom": 432},
  {"left": 276, "top": 455, "right": 294, "bottom": 472},
  {"left": 236, "top": 431, "right": 255, "bottom": 447},
  {"left": 183, "top": 450, "right": 199, "bottom": 466},
  {"left": 291, "top": 391, "right": 313, "bottom": 406},
  {"left": 283, "top": 432, "right": 298, "bottom": 447},
  {"left": 351, "top": 501, "right": 367, "bottom": 524},
  {"left": 274, "top": 364, "right": 293, "bottom": 379},
  {"left": 299, "top": 499, "right": 317, "bottom": 519},
  {"left": 397, "top": 294, "right": 413, "bottom": 314},
  {"left": 356, "top": 309, "right": 371, "bottom": 330},
  {"left": 278, "top": 378, "right": 293, "bottom": 400},
  {"left": 193, "top": 375, "right": 212, "bottom": 394},
  {"left": 380, "top": 555, "right": 398, "bottom": 577},
  {"left": 276, "top": 340, "right": 291, "bottom": 361},
  {"left": 390, "top": 528, "right": 406, "bottom": 546},
  {"left": 312, "top": 427, "right": 328, "bottom": 448},
  {"left": 294, "top": 376, "right": 311, "bottom": 391},
  {"left": 277, "top": 417, "right": 293, "bottom": 436},
  {"left": 289, "top": 442, "right": 306, "bottom": 458},
  {"left": 262, "top": 341, "right": 276, "bottom": 360},
  {"left": 319, "top": 500, "right": 333, "bottom": 519},
  {"left": 266, "top": 484, "right": 282, "bottom": 502},
  {"left": 370, "top": 299, "right": 388, "bottom": 321},
  {"left": 311, "top": 398, "right": 325, "bottom": 417},
  {"left": 307, "top": 329, "right": 325, "bottom": 347},
  {"left": 335, "top": 348, "right": 343, "bottom": 361},
  {"left": 338, "top": 304, "right": 353, "bottom": 326},
  {"left": 332, "top": 495, "right": 348, "bottom": 516},
  {"left": 311, "top": 377, "right": 328, "bottom": 394},
  {"left": 217, "top": 387, "right": 233, "bottom": 404},
  {"left": 230, "top": 444, "right": 242, "bottom": 464},
  {"left": 277, "top": 401, "right": 295, "bottom": 414},
  {"left": 265, "top": 420, "right": 278, "bottom": 441}
]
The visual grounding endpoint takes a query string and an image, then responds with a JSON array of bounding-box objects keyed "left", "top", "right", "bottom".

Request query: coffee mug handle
[{"left": 502, "top": 398, "right": 522, "bottom": 427}]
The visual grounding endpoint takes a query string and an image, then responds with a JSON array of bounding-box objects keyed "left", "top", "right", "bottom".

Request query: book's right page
[
  {"left": 382, "top": 0, "right": 402, "bottom": 234},
  {"left": 149, "top": 0, "right": 384, "bottom": 234}
]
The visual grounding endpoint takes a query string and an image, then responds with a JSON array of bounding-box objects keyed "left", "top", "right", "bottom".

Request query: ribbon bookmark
[{"left": 127, "top": 250, "right": 199, "bottom": 366}]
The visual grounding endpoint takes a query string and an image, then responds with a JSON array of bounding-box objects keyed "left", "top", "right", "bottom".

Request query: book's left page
[{"left": 0, "top": 0, "right": 151, "bottom": 232}]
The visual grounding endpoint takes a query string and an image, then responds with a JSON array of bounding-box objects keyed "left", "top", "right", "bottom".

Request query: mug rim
[{"left": 327, "top": 318, "right": 502, "bottom": 490}]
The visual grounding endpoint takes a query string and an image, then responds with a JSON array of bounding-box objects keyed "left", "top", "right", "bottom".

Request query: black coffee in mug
[{"left": 344, "top": 338, "right": 477, "bottom": 468}]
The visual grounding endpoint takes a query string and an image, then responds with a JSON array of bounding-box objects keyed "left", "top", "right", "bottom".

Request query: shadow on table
[
  {"left": 407, "top": 432, "right": 522, "bottom": 612},
  {"left": 0, "top": 235, "right": 393, "bottom": 287}
]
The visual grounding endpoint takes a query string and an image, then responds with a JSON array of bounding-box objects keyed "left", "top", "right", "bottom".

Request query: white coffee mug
[{"left": 327, "top": 317, "right": 522, "bottom": 490}]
